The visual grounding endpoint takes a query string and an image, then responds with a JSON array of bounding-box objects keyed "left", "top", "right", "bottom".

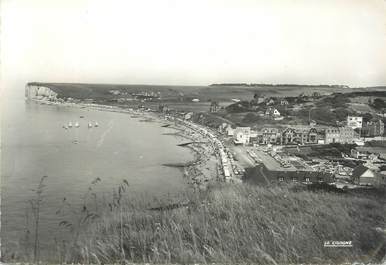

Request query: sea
[{"left": 1, "top": 97, "right": 193, "bottom": 259}]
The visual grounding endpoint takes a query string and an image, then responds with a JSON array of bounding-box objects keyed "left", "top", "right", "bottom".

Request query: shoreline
[
  {"left": 161, "top": 122, "right": 220, "bottom": 189},
  {"left": 28, "top": 98, "right": 221, "bottom": 189}
]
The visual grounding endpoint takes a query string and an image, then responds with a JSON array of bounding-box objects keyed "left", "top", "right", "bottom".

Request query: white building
[
  {"left": 265, "top": 107, "right": 281, "bottom": 117},
  {"left": 233, "top": 127, "right": 251, "bottom": 145},
  {"left": 347, "top": 116, "right": 363, "bottom": 129},
  {"left": 226, "top": 125, "right": 234, "bottom": 136}
]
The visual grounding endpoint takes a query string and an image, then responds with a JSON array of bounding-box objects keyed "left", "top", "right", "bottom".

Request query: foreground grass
[{"left": 66, "top": 183, "right": 386, "bottom": 265}]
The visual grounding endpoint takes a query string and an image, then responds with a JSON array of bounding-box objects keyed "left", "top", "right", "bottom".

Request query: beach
[{"left": 31, "top": 98, "right": 222, "bottom": 189}]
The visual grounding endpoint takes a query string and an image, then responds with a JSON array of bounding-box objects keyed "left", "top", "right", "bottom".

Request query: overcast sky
[{"left": 1, "top": 0, "right": 386, "bottom": 94}]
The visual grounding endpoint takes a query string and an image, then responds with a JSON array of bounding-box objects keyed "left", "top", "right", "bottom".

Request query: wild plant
[
  {"left": 56, "top": 177, "right": 102, "bottom": 263},
  {"left": 28, "top": 175, "right": 48, "bottom": 263}
]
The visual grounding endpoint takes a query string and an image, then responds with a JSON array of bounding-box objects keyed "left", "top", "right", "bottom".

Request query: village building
[
  {"left": 256, "top": 128, "right": 281, "bottom": 145},
  {"left": 312, "top": 92, "right": 321, "bottom": 99},
  {"left": 226, "top": 125, "right": 234, "bottom": 136},
  {"left": 351, "top": 165, "right": 382, "bottom": 186},
  {"left": 266, "top": 98, "right": 275, "bottom": 106},
  {"left": 351, "top": 149, "right": 368, "bottom": 159},
  {"left": 251, "top": 93, "right": 266, "bottom": 105},
  {"left": 350, "top": 149, "right": 380, "bottom": 161},
  {"left": 233, "top": 127, "right": 251, "bottom": 145},
  {"left": 280, "top": 99, "right": 289, "bottom": 105},
  {"left": 362, "top": 119, "right": 384, "bottom": 137},
  {"left": 324, "top": 126, "right": 355, "bottom": 144},
  {"left": 281, "top": 127, "right": 318, "bottom": 145},
  {"left": 256, "top": 96, "right": 266, "bottom": 104},
  {"left": 309, "top": 120, "right": 317, "bottom": 127},
  {"left": 346, "top": 116, "right": 363, "bottom": 129},
  {"left": 265, "top": 107, "right": 281, "bottom": 117}
]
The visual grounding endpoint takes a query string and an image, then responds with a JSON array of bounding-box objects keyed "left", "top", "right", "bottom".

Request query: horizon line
[{"left": 25, "top": 81, "right": 386, "bottom": 88}]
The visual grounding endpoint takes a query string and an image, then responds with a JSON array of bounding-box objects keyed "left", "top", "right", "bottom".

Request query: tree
[
  {"left": 362, "top": 113, "right": 373, "bottom": 123},
  {"left": 243, "top": 113, "right": 258, "bottom": 123},
  {"left": 373, "top": 98, "right": 386, "bottom": 110}
]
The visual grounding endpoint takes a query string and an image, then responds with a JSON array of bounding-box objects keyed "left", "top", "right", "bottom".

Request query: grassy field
[
  {"left": 49, "top": 182, "right": 386, "bottom": 265},
  {"left": 27, "top": 82, "right": 386, "bottom": 102}
]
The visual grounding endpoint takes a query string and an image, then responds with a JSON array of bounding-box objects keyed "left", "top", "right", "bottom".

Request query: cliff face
[{"left": 25, "top": 84, "right": 58, "bottom": 101}]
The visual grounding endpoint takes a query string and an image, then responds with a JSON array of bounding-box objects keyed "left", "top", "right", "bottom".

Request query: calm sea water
[{"left": 1, "top": 98, "right": 193, "bottom": 257}]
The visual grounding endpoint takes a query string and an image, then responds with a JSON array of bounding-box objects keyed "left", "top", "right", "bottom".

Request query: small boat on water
[
  {"left": 80, "top": 115, "right": 84, "bottom": 118},
  {"left": 62, "top": 125, "right": 68, "bottom": 129},
  {"left": 94, "top": 121, "right": 99, "bottom": 127},
  {"left": 75, "top": 122, "right": 80, "bottom": 128},
  {"left": 68, "top": 122, "right": 73, "bottom": 128},
  {"left": 88, "top": 122, "right": 93, "bottom": 128}
]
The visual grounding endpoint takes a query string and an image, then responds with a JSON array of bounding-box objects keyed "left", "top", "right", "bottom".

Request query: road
[
  {"left": 229, "top": 145, "right": 256, "bottom": 168},
  {"left": 251, "top": 149, "right": 287, "bottom": 171}
]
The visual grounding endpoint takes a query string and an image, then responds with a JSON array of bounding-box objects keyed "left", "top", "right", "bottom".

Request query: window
[
  {"left": 292, "top": 178, "right": 297, "bottom": 182},
  {"left": 278, "top": 177, "right": 284, "bottom": 182},
  {"left": 305, "top": 177, "right": 310, "bottom": 182}
]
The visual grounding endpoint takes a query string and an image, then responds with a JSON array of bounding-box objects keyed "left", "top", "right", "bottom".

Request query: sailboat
[
  {"left": 68, "top": 121, "right": 73, "bottom": 128},
  {"left": 75, "top": 121, "right": 80, "bottom": 128},
  {"left": 94, "top": 121, "right": 99, "bottom": 127}
]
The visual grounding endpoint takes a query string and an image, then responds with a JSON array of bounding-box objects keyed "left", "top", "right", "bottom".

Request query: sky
[{"left": 1, "top": 0, "right": 386, "bottom": 96}]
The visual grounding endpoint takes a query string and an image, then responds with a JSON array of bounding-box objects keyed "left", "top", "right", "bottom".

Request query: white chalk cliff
[{"left": 25, "top": 84, "right": 58, "bottom": 101}]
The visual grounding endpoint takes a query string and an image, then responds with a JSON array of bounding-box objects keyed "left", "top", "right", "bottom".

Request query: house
[
  {"left": 324, "top": 127, "right": 355, "bottom": 144},
  {"left": 226, "top": 126, "right": 234, "bottom": 136},
  {"left": 280, "top": 99, "right": 289, "bottom": 105},
  {"left": 256, "top": 96, "right": 266, "bottom": 104},
  {"left": 266, "top": 98, "right": 275, "bottom": 106},
  {"left": 233, "top": 127, "right": 251, "bottom": 145},
  {"left": 249, "top": 130, "right": 259, "bottom": 144},
  {"left": 281, "top": 127, "right": 318, "bottom": 145},
  {"left": 362, "top": 119, "right": 384, "bottom": 137},
  {"left": 312, "top": 92, "right": 321, "bottom": 99},
  {"left": 251, "top": 93, "right": 266, "bottom": 105},
  {"left": 257, "top": 128, "right": 281, "bottom": 145},
  {"left": 350, "top": 149, "right": 379, "bottom": 161},
  {"left": 350, "top": 149, "right": 368, "bottom": 159},
  {"left": 351, "top": 165, "right": 382, "bottom": 186},
  {"left": 347, "top": 116, "right": 363, "bottom": 129},
  {"left": 309, "top": 120, "right": 317, "bottom": 127},
  {"left": 265, "top": 107, "right": 281, "bottom": 117}
]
